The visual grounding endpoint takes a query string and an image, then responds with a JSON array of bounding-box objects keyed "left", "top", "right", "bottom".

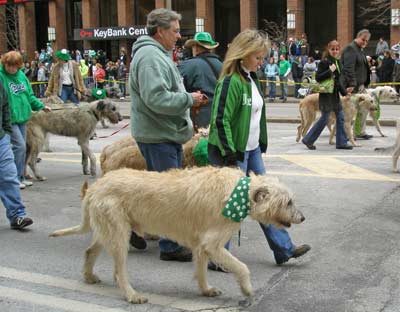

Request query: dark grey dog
[{"left": 26, "top": 100, "right": 122, "bottom": 180}]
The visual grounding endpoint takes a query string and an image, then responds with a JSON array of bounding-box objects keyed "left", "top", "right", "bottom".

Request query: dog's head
[
  {"left": 104, "top": 86, "right": 123, "bottom": 99},
  {"left": 95, "top": 100, "right": 122, "bottom": 124},
  {"left": 248, "top": 175, "right": 305, "bottom": 228},
  {"left": 369, "top": 86, "right": 398, "bottom": 101},
  {"left": 355, "top": 94, "right": 377, "bottom": 112}
]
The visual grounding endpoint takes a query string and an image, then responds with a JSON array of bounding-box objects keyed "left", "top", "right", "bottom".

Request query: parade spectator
[
  {"left": 129, "top": 8, "right": 204, "bottom": 262},
  {"left": 380, "top": 51, "right": 394, "bottom": 83},
  {"left": 303, "top": 56, "right": 317, "bottom": 80},
  {"left": 75, "top": 50, "right": 82, "bottom": 63},
  {"left": 105, "top": 61, "right": 117, "bottom": 87},
  {"left": 269, "top": 41, "right": 280, "bottom": 64},
  {"left": 341, "top": 29, "right": 372, "bottom": 140},
  {"left": 288, "top": 37, "right": 297, "bottom": 62},
  {"left": 36, "top": 62, "right": 47, "bottom": 98},
  {"left": 89, "top": 58, "right": 98, "bottom": 88},
  {"left": 291, "top": 55, "right": 303, "bottom": 98},
  {"left": 300, "top": 38, "right": 310, "bottom": 65},
  {"left": 79, "top": 59, "right": 89, "bottom": 88},
  {"left": 116, "top": 59, "right": 127, "bottom": 99},
  {"left": 0, "top": 81, "right": 34, "bottom": 230},
  {"left": 94, "top": 63, "right": 106, "bottom": 89},
  {"left": 311, "top": 47, "right": 322, "bottom": 61},
  {"left": 45, "top": 49, "right": 86, "bottom": 105},
  {"left": 368, "top": 56, "right": 378, "bottom": 84},
  {"left": 207, "top": 29, "right": 310, "bottom": 270},
  {"left": 302, "top": 40, "right": 353, "bottom": 150},
  {"left": 376, "top": 37, "right": 389, "bottom": 56},
  {"left": 23, "top": 62, "right": 32, "bottom": 80},
  {"left": 178, "top": 31, "right": 222, "bottom": 128},
  {"left": 0, "top": 51, "right": 51, "bottom": 189},
  {"left": 278, "top": 54, "right": 290, "bottom": 102},
  {"left": 393, "top": 53, "right": 400, "bottom": 94},
  {"left": 265, "top": 56, "right": 279, "bottom": 102},
  {"left": 119, "top": 47, "right": 127, "bottom": 65}
]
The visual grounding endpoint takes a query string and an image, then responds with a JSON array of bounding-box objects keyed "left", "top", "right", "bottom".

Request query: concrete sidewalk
[{"left": 116, "top": 96, "right": 400, "bottom": 126}]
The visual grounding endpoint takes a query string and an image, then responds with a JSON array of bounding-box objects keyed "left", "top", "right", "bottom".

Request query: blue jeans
[
  {"left": 39, "top": 84, "right": 46, "bottom": 98},
  {"left": 210, "top": 146, "right": 295, "bottom": 263},
  {"left": 267, "top": 77, "right": 276, "bottom": 99},
  {"left": 0, "top": 135, "right": 27, "bottom": 223},
  {"left": 279, "top": 76, "right": 288, "bottom": 99},
  {"left": 137, "top": 142, "right": 184, "bottom": 253},
  {"left": 60, "top": 85, "right": 79, "bottom": 105},
  {"left": 119, "top": 82, "right": 126, "bottom": 96},
  {"left": 10, "top": 123, "right": 27, "bottom": 182},
  {"left": 303, "top": 110, "right": 348, "bottom": 147}
]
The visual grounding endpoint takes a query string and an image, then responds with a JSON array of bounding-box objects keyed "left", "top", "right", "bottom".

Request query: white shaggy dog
[
  {"left": 365, "top": 86, "right": 399, "bottom": 137},
  {"left": 50, "top": 166, "right": 305, "bottom": 304},
  {"left": 392, "top": 119, "right": 400, "bottom": 172}
]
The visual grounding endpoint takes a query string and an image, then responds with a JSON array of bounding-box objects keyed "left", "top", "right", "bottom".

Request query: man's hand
[
  {"left": 43, "top": 105, "right": 52, "bottom": 112},
  {"left": 346, "top": 87, "right": 354, "bottom": 95}
]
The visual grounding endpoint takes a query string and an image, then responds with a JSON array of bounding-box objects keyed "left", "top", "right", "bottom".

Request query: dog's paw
[
  {"left": 202, "top": 287, "right": 222, "bottom": 297},
  {"left": 84, "top": 273, "right": 101, "bottom": 284},
  {"left": 126, "top": 293, "right": 148, "bottom": 304}
]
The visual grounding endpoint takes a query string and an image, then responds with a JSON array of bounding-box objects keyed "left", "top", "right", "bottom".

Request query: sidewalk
[{"left": 117, "top": 96, "right": 400, "bottom": 126}]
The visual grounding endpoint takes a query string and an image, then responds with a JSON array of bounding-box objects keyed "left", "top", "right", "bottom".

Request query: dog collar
[{"left": 222, "top": 176, "right": 251, "bottom": 223}]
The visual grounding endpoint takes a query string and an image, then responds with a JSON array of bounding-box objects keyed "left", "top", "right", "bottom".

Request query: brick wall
[
  {"left": 337, "top": 0, "right": 354, "bottom": 48},
  {"left": 18, "top": 3, "right": 36, "bottom": 58},
  {"left": 240, "top": 0, "right": 257, "bottom": 30},
  {"left": 392, "top": 0, "right": 400, "bottom": 46},
  {"left": 48, "top": 0, "right": 67, "bottom": 51},
  {"left": 196, "top": 0, "right": 214, "bottom": 37},
  {"left": 287, "top": 0, "right": 305, "bottom": 38}
]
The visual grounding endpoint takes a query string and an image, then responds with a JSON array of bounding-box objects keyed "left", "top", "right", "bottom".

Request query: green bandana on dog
[{"left": 222, "top": 176, "right": 251, "bottom": 222}]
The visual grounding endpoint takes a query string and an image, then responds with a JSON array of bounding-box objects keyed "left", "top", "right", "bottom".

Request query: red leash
[{"left": 97, "top": 123, "right": 130, "bottom": 139}]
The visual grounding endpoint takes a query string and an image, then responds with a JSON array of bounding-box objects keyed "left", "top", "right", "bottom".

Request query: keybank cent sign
[{"left": 74, "top": 26, "right": 148, "bottom": 41}]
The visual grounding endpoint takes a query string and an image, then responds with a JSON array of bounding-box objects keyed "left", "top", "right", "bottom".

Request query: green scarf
[{"left": 222, "top": 177, "right": 251, "bottom": 222}]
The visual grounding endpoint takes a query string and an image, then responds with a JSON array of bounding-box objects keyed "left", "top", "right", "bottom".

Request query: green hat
[
  {"left": 92, "top": 88, "right": 106, "bottom": 99},
  {"left": 55, "top": 49, "right": 71, "bottom": 61},
  {"left": 184, "top": 32, "right": 219, "bottom": 50}
]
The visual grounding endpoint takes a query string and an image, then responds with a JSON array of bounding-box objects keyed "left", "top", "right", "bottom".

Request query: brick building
[{"left": 0, "top": 0, "right": 399, "bottom": 61}]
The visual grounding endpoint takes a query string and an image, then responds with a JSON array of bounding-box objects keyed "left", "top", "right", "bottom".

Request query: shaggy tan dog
[
  {"left": 392, "top": 119, "right": 400, "bottom": 173},
  {"left": 296, "top": 93, "right": 376, "bottom": 146},
  {"left": 50, "top": 166, "right": 305, "bottom": 304},
  {"left": 26, "top": 100, "right": 122, "bottom": 180},
  {"left": 100, "top": 128, "right": 209, "bottom": 174}
]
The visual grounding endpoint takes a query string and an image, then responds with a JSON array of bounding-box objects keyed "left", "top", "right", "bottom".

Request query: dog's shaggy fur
[
  {"left": 26, "top": 100, "right": 122, "bottom": 180},
  {"left": 49, "top": 166, "right": 305, "bottom": 304},
  {"left": 100, "top": 128, "right": 209, "bottom": 174},
  {"left": 392, "top": 119, "right": 400, "bottom": 173},
  {"left": 296, "top": 93, "right": 376, "bottom": 146}
]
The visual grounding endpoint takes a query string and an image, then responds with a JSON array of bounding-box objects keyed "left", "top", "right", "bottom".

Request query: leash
[{"left": 97, "top": 122, "right": 130, "bottom": 139}]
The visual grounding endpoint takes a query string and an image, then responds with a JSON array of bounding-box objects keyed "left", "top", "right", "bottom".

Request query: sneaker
[
  {"left": 10, "top": 216, "right": 33, "bottom": 230},
  {"left": 129, "top": 231, "right": 147, "bottom": 250},
  {"left": 208, "top": 262, "right": 229, "bottom": 273},
  {"left": 19, "top": 183, "right": 26, "bottom": 190},
  {"left": 22, "top": 180, "right": 33, "bottom": 187},
  {"left": 302, "top": 139, "right": 316, "bottom": 150},
  {"left": 276, "top": 244, "right": 311, "bottom": 265},
  {"left": 160, "top": 247, "right": 192, "bottom": 262},
  {"left": 120, "top": 96, "right": 125, "bottom": 100}
]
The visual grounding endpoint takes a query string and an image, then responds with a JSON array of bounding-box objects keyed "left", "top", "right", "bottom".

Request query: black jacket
[
  {"left": 291, "top": 61, "right": 303, "bottom": 79},
  {"left": 340, "top": 41, "right": 370, "bottom": 91},
  {"left": 316, "top": 57, "right": 347, "bottom": 112},
  {"left": 380, "top": 57, "right": 395, "bottom": 83}
]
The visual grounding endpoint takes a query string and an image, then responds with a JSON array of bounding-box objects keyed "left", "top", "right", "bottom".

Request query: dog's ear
[
  {"left": 252, "top": 187, "right": 269, "bottom": 203},
  {"left": 358, "top": 95, "right": 365, "bottom": 101},
  {"left": 96, "top": 100, "right": 106, "bottom": 111}
]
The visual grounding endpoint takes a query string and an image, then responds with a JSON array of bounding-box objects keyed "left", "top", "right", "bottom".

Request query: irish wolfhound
[
  {"left": 376, "top": 118, "right": 400, "bottom": 172},
  {"left": 296, "top": 93, "right": 376, "bottom": 146},
  {"left": 50, "top": 166, "right": 305, "bottom": 304},
  {"left": 100, "top": 128, "right": 209, "bottom": 174},
  {"left": 26, "top": 100, "right": 122, "bottom": 180}
]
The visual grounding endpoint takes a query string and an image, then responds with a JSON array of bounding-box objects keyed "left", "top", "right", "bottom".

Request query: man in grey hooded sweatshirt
[{"left": 129, "top": 8, "right": 204, "bottom": 262}]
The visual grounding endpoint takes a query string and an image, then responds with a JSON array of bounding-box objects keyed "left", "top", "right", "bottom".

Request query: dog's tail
[{"left": 49, "top": 181, "right": 91, "bottom": 237}]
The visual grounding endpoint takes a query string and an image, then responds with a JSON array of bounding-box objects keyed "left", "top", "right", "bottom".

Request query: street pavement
[{"left": 1, "top": 103, "right": 400, "bottom": 311}]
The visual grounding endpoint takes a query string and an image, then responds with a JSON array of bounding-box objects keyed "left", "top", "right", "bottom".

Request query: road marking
[
  {"left": 0, "top": 286, "right": 127, "bottom": 312},
  {"left": 38, "top": 152, "right": 399, "bottom": 182},
  {"left": 279, "top": 155, "right": 399, "bottom": 182},
  {"left": 0, "top": 266, "right": 229, "bottom": 311}
]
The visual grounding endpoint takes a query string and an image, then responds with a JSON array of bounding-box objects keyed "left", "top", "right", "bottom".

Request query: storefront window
[
  {"left": 135, "top": 0, "right": 155, "bottom": 25},
  {"left": 172, "top": 0, "right": 195, "bottom": 36}
]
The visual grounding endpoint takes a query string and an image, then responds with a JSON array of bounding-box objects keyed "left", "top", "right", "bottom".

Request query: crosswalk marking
[
  {"left": 0, "top": 286, "right": 127, "bottom": 312},
  {"left": 279, "top": 155, "right": 399, "bottom": 182},
  {"left": 37, "top": 152, "right": 400, "bottom": 182},
  {"left": 0, "top": 266, "right": 229, "bottom": 311}
]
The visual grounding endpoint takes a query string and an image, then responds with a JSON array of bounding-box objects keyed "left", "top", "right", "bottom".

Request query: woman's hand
[{"left": 329, "top": 64, "right": 337, "bottom": 72}]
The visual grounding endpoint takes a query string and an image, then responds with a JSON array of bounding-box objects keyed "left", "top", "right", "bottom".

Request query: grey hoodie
[{"left": 130, "top": 35, "right": 194, "bottom": 144}]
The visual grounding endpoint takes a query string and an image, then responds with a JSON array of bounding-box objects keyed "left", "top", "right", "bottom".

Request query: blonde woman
[{"left": 208, "top": 29, "right": 310, "bottom": 270}]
